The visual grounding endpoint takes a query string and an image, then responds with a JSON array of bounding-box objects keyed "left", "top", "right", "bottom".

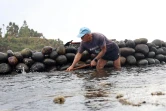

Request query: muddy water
[{"left": 0, "top": 65, "right": 166, "bottom": 111}]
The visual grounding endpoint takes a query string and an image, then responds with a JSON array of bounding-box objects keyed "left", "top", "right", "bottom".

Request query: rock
[
  {"left": 7, "top": 50, "right": 14, "bottom": 57},
  {"left": 16, "top": 63, "right": 29, "bottom": 73},
  {"left": 125, "top": 40, "right": 135, "bottom": 48},
  {"left": 57, "top": 45, "right": 66, "bottom": 55},
  {"left": 152, "top": 39, "right": 162, "bottom": 48},
  {"left": 41, "top": 46, "right": 53, "bottom": 55},
  {"left": 120, "top": 56, "right": 126, "bottom": 65},
  {"left": 21, "top": 48, "right": 32, "bottom": 58},
  {"left": 23, "top": 58, "right": 35, "bottom": 67},
  {"left": 14, "top": 52, "right": 23, "bottom": 62},
  {"left": 0, "top": 63, "right": 11, "bottom": 74},
  {"left": 8, "top": 56, "right": 18, "bottom": 66},
  {"left": 134, "top": 53, "right": 145, "bottom": 60},
  {"left": 65, "top": 47, "right": 77, "bottom": 54},
  {"left": 56, "top": 55, "right": 67, "bottom": 65},
  {"left": 32, "top": 52, "right": 44, "bottom": 62},
  {"left": 0, "top": 52, "right": 8, "bottom": 63},
  {"left": 81, "top": 50, "right": 90, "bottom": 61},
  {"left": 65, "top": 53, "right": 75, "bottom": 62},
  {"left": 50, "top": 51, "right": 58, "bottom": 60},
  {"left": 30, "top": 62, "right": 45, "bottom": 72},
  {"left": 119, "top": 47, "right": 135, "bottom": 57},
  {"left": 135, "top": 44, "right": 149, "bottom": 55},
  {"left": 43, "top": 58, "right": 56, "bottom": 66},
  {"left": 146, "top": 58, "right": 155, "bottom": 64},
  {"left": 155, "top": 54, "right": 164, "bottom": 61},
  {"left": 118, "top": 40, "right": 126, "bottom": 48},
  {"left": 147, "top": 51, "right": 155, "bottom": 58},
  {"left": 126, "top": 55, "right": 136, "bottom": 65},
  {"left": 137, "top": 59, "right": 148, "bottom": 66}
]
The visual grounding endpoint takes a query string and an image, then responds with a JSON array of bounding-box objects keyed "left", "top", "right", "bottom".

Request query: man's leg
[
  {"left": 113, "top": 56, "right": 121, "bottom": 70},
  {"left": 96, "top": 58, "right": 107, "bottom": 70}
]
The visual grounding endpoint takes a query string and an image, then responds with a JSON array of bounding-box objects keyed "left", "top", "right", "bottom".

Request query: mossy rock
[
  {"left": 21, "top": 48, "right": 32, "bottom": 58},
  {"left": 57, "top": 45, "right": 66, "bottom": 55}
]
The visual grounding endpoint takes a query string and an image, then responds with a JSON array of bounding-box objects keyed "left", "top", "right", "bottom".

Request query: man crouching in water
[{"left": 66, "top": 27, "right": 121, "bottom": 71}]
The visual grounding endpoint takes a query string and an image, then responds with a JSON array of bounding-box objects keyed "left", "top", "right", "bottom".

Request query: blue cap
[{"left": 77, "top": 27, "right": 91, "bottom": 38}]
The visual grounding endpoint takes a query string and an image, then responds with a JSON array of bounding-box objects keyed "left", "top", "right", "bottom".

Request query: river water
[{"left": 0, "top": 64, "right": 166, "bottom": 111}]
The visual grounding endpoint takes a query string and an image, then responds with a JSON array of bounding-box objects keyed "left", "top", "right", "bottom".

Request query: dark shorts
[{"left": 102, "top": 43, "right": 119, "bottom": 61}]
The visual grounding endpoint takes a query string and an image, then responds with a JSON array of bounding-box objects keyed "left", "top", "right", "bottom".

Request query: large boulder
[
  {"left": 65, "top": 47, "right": 77, "bottom": 54},
  {"left": 126, "top": 55, "right": 136, "bottom": 65},
  {"left": 30, "top": 62, "right": 45, "bottom": 72},
  {"left": 0, "top": 52, "right": 8, "bottom": 63},
  {"left": 14, "top": 52, "right": 23, "bottom": 62},
  {"left": 8, "top": 56, "right": 18, "bottom": 66},
  {"left": 56, "top": 55, "right": 67, "bottom": 65},
  {"left": 155, "top": 54, "right": 164, "bottom": 61},
  {"left": 147, "top": 51, "right": 155, "bottom": 58},
  {"left": 32, "top": 52, "right": 44, "bottom": 62},
  {"left": 21, "top": 48, "right": 32, "bottom": 58},
  {"left": 16, "top": 63, "right": 29, "bottom": 73},
  {"left": 137, "top": 59, "right": 148, "bottom": 66},
  {"left": 135, "top": 44, "right": 149, "bottom": 55},
  {"left": 152, "top": 39, "right": 162, "bottom": 48},
  {"left": 0, "top": 63, "right": 11, "bottom": 74},
  {"left": 119, "top": 47, "right": 135, "bottom": 57},
  {"left": 41, "top": 46, "right": 53, "bottom": 55},
  {"left": 65, "top": 53, "right": 75, "bottom": 62},
  {"left": 50, "top": 51, "right": 58, "bottom": 60},
  {"left": 57, "top": 45, "right": 66, "bottom": 55},
  {"left": 43, "top": 58, "right": 56, "bottom": 66},
  {"left": 134, "top": 53, "right": 145, "bottom": 60}
]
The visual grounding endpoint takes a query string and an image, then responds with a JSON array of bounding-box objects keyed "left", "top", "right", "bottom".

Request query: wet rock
[
  {"left": 137, "top": 59, "right": 148, "bottom": 66},
  {"left": 155, "top": 54, "right": 164, "bottom": 61},
  {"left": 65, "top": 47, "right": 77, "bottom": 54},
  {"left": 56, "top": 55, "right": 67, "bottom": 65},
  {"left": 65, "top": 53, "right": 75, "bottom": 62},
  {"left": 50, "top": 51, "right": 58, "bottom": 60},
  {"left": 126, "top": 55, "right": 136, "bottom": 65},
  {"left": 135, "top": 44, "right": 149, "bottom": 55},
  {"left": 23, "top": 58, "right": 35, "bottom": 67},
  {"left": 32, "top": 52, "right": 44, "bottom": 62},
  {"left": 16, "top": 63, "right": 29, "bottom": 73},
  {"left": 41, "top": 46, "right": 53, "bottom": 55},
  {"left": 119, "top": 47, "right": 135, "bottom": 57},
  {"left": 30, "top": 62, "right": 45, "bottom": 72},
  {"left": 0, "top": 52, "right": 8, "bottom": 63},
  {"left": 105, "top": 61, "right": 113, "bottom": 67},
  {"left": 21, "top": 48, "right": 32, "bottom": 58},
  {"left": 0, "top": 63, "right": 11, "bottom": 74},
  {"left": 146, "top": 58, "right": 155, "bottom": 64},
  {"left": 154, "top": 59, "right": 160, "bottom": 64},
  {"left": 147, "top": 51, "right": 155, "bottom": 58},
  {"left": 8, "top": 56, "right": 18, "bottom": 66},
  {"left": 134, "top": 53, "right": 145, "bottom": 60},
  {"left": 43, "top": 58, "right": 56, "bottom": 66}
]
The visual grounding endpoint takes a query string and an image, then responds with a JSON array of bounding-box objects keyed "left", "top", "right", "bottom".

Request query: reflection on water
[{"left": 0, "top": 65, "right": 166, "bottom": 111}]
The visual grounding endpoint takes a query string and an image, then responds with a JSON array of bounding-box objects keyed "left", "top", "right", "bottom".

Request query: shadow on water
[{"left": 0, "top": 64, "right": 166, "bottom": 111}]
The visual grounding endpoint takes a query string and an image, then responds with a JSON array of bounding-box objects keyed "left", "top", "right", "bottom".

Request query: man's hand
[
  {"left": 66, "top": 66, "right": 74, "bottom": 71},
  {"left": 91, "top": 60, "right": 97, "bottom": 67}
]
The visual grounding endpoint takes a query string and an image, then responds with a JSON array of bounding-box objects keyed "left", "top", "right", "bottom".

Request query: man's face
[{"left": 81, "top": 34, "right": 91, "bottom": 42}]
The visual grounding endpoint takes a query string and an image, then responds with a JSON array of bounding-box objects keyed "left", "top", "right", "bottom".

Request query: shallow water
[{"left": 0, "top": 65, "right": 166, "bottom": 111}]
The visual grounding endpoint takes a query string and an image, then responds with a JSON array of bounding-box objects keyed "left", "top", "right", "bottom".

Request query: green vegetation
[
  {"left": 0, "top": 20, "right": 63, "bottom": 52},
  {"left": 0, "top": 37, "right": 63, "bottom": 52}
]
